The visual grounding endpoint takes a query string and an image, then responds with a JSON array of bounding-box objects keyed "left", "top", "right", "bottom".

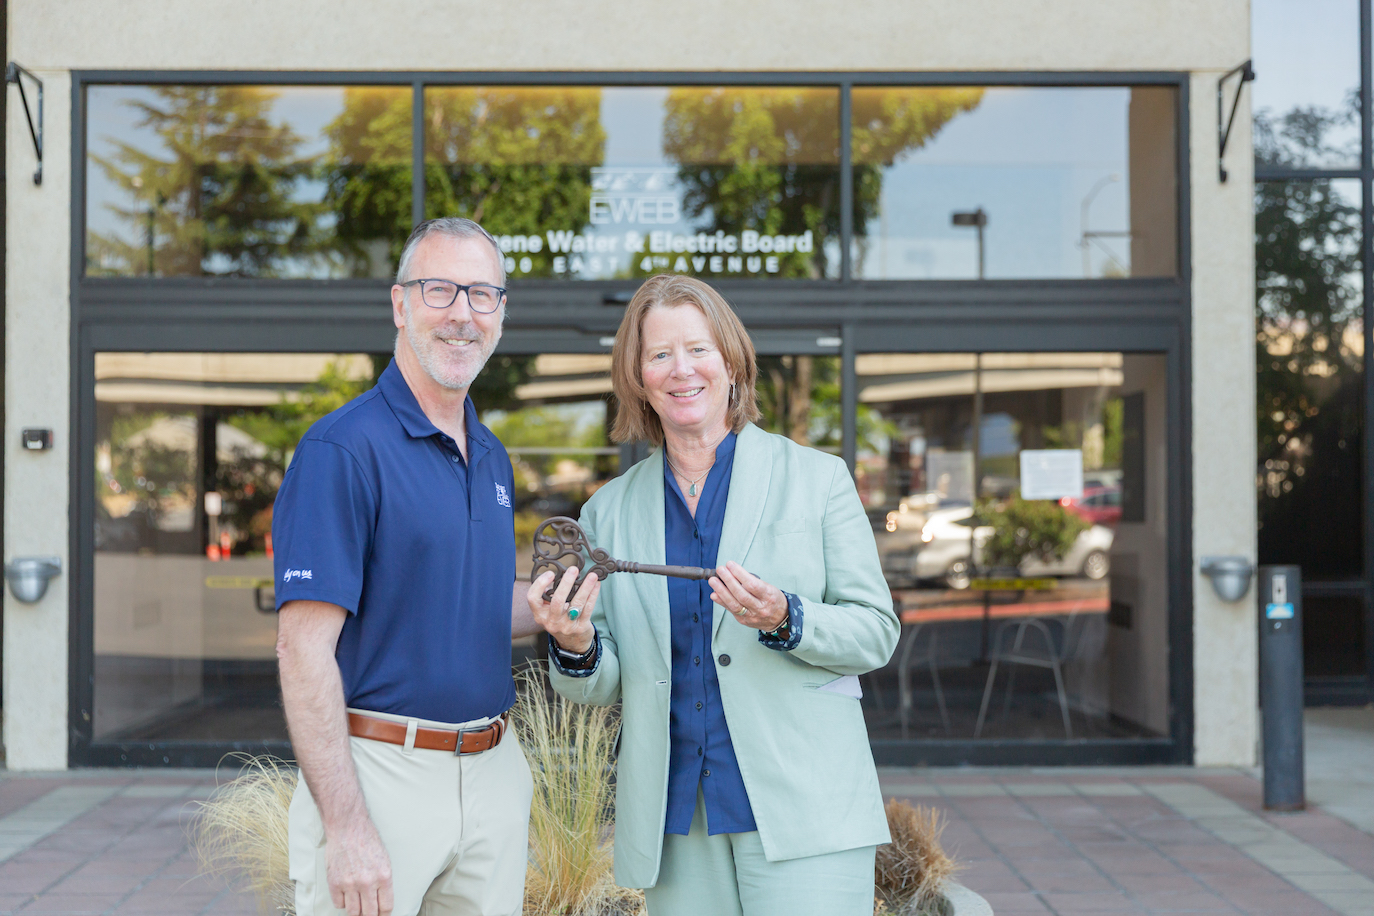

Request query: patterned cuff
[
  {"left": 548, "top": 626, "right": 600, "bottom": 677},
  {"left": 759, "top": 592, "right": 804, "bottom": 651}
]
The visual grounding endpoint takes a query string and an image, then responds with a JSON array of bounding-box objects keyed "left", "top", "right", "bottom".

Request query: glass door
[
  {"left": 855, "top": 352, "right": 1170, "bottom": 742},
  {"left": 93, "top": 353, "right": 385, "bottom": 743},
  {"left": 90, "top": 350, "right": 623, "bottom": 745}
]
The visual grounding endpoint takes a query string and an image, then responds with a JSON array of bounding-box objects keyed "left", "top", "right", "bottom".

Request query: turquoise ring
[{"left": 568, "top": 607, "right": 582, "bottom": 620}]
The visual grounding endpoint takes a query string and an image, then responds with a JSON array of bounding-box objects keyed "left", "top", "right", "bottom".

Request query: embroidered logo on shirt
[
  {"left": 495, "top": 483, "right": 512, "bottom": 508},
  {"left": 282, "top": 568, "right": 314, "bottom": 583}
]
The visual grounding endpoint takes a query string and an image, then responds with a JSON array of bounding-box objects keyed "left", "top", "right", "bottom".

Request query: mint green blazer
[{"left": 549, "top": 424, "right": 899, "bottom": 889}]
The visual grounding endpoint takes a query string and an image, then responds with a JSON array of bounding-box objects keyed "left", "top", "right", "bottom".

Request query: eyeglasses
[{"left": 400, "top": 279, "right": 506, "bottom": 314}]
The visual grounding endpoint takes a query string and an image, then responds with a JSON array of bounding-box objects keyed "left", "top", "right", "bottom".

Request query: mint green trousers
[{"left": 644, "top": 791, "right": 877, "bottom": 916}]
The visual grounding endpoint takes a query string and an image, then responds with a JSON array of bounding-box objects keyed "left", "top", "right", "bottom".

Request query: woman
[{"left": 528, "top": 275, "right": 899, "bottom": 916}]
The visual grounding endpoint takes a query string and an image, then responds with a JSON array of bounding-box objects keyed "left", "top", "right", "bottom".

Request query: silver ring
[{"left": 568, "top": 606, "right": 582, "bottom": 620}]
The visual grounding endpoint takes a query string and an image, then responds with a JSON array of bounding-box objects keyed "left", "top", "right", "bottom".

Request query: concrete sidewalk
[{"left": 0, "top": 704, "right": 1372, "bottom": 915}]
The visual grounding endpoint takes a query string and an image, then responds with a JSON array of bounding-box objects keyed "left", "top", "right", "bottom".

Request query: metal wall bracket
[
  {"left": 5, "top": 62, "right": 44, "bottom": 186},
  {"left": 1217, "top": 59, "right": 1255, "bottom": 184}
]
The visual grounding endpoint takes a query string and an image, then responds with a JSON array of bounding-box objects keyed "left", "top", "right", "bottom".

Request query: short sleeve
[{"left": 272, "top": 438, "right": 377, "bottom": 614}]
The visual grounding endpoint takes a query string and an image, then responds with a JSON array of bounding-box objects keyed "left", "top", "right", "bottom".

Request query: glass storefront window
[
  {"left": 93, "top": 350, "right": 632, "bottom": 741},
  {"left": 852, "top": 87, "right": 1178, "bottom": 279},
  {"left": 485, "top": 353, "right": 620, "bottom": 582},
  {"left": 425, "top": 87, "right": 842, "bottom": 281},
  {"left": 855, "top": 352, "right": 1169, "bottom": 739},
  {"left": 93, "top": 353, "right": 382, "bottom": 741},
  {"left": 1256, "top": 177, "right": 1365, "bottom": 676},
  {"left": 1253, "top": 0, "right": 1361, "bottom": 169},
  {"left": 755, "top": 355, "right": 843, "bottom": 453},
  {"left": 86, "top": 86, "right": 411, "bottom": 278}
]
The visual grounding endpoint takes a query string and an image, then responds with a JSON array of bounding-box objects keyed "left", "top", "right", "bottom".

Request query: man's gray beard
[{"left": 403, "top": 300, "right": 501, "bottom": 391}]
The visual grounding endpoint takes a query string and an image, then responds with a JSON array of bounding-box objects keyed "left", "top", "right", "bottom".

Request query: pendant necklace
[{"left": 665, "top": 454, "right": 712, "bottom": 497}]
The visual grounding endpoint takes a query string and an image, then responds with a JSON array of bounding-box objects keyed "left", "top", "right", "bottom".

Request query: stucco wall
[
  {"left": 4, "top": 1, "right": 1257, "bottom": 767},
  {"left": 4, "top": 70, "right": 72, "bottom": 770},
  {"left": 1190, "top": 70, "right": 1259, "bottom": 767},
  {"left": 11, "top": 0, "right": 1248, "bottom": 73}
]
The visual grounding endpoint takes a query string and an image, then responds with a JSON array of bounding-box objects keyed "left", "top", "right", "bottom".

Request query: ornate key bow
[{"left": 532, "top": 516, "right": 714, "bottom": 604}]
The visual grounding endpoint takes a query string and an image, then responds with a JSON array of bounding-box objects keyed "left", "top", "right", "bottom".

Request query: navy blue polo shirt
[
  {"left": 272, "top": 359, "right": 517, "bottom": 724},
  {"left": 663, "top": 432, "right": 758, "bottom": 836}
]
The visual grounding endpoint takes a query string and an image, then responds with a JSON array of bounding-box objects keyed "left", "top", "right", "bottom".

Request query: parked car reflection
[
  {"left": 1061, "top": 484, "right": 1122, "bottom": 527},
  {"left": 885, "top": 505, "right": 1112, "bottom": 589},
  {"left": 876, "top": 494, "right": 971, "bottom": 586}
]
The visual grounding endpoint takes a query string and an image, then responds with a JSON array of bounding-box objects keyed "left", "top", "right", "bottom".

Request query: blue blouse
[{"left": 662, "top": 431, "right": 757, "bottom": 834}]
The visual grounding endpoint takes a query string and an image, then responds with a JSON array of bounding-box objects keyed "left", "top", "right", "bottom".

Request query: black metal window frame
[
  {"left": 1253, "top": 0, "right": 1374, "bottom": 705},
  {"left": 68, "top": 69, "right": 1193, "bottom": 767}
]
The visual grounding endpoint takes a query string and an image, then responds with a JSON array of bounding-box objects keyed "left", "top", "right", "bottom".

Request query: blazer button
[{"left": 719, "top": 654, "right": 731, "bottom": 666}]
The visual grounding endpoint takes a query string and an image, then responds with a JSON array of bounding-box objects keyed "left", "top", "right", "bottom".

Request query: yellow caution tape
[
  {"left": 969, "top": 577, "right": 1056, "bottom": 591},
  {"left": 204, "top": 576, "right": 274, "bottom": 589}
]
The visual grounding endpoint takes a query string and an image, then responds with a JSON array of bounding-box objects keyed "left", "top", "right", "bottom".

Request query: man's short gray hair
[{"left": 395, "top": 218, "right": 506, "bottom": 286}]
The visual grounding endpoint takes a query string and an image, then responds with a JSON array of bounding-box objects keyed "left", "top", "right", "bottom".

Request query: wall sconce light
[
  {"left": 4, "top": 556, "right": 62, "bottom": 603},
  {"left": 1200, "top": 556, "right": 1254, "bottom": 602}
]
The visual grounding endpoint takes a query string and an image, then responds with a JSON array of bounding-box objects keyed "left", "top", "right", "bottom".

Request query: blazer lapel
[
  {"left": 623, "top": 448, "right": 673, "bottom": 668},
  {"left": 714, "top": 424, "right": 772, "bottom": 640}
]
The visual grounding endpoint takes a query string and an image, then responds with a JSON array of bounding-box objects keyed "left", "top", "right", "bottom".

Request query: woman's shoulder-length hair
[{"left": 610, "top": 274, "right": 761, "bottom": 446}]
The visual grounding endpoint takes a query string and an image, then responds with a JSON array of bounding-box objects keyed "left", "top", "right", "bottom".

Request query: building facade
[
  {"left": 4, "top": 0, "right": 1259, "bottom": 769},
  {"left": 1252, "top": 0, "right": 1374, "bottom": 711}
]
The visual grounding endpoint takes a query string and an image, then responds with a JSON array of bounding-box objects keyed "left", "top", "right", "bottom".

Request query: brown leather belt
[{"left": 347, "top": 712, "right": 508, "bottom": 754}]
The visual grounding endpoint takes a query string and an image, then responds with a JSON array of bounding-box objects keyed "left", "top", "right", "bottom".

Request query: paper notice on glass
[{"left": 1019, "top": 449, "right": 1084, "bottom": 500}]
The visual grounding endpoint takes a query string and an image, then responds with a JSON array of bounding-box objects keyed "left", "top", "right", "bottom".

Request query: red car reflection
[{"left": 1060, "top": 485, "right": 1122, "bottom": 526}]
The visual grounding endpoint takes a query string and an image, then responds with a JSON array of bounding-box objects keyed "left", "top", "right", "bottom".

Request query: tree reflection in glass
[
  {"left": 1255, "top": 116, "right": 1362, "bottom": 579},
  {"left": 424, "top": 87, "right": 606, "bottom": 277},
  {"left": 849, "top": 87, "right": 985, "bottom": 276},
  {"left": 662, "top": 89, "right": 842, "bottom": 279},
  {"left": 85, "top": 85, "right": 410, "bottom": 278}
]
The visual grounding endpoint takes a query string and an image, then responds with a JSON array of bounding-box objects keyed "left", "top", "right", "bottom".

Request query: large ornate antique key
[{"left": 531, "top": 516, "right": 713, "bottom": 608}]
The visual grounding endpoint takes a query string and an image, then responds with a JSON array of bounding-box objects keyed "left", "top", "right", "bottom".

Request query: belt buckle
[
  {"left": 454, "top": 722, "right": 490, "bottom": 756},
  {"left": 454, "top": 725, "right": 475, "bottom": 756},
  {"left": 454, "top": 715, "right": 504, "bottom": 755}
]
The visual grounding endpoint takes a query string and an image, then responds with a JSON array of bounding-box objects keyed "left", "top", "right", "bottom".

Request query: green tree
[
  {"left": 1254, "top": 100, "right": 1364, "bottom": 577},
  {"left": 323, "top": 87, "right": 606, "bottom": 278},
  {"left": 1100, "top": 398, "right": 1123, "bottom": 470},
  {"left": 851, "top": 88, "right": 986, "bottom": 267},
  {"left": 88, "top": 86, "right": 321, "bottom": 277},
  {"left": 425, "top": 88, "right": 606, "bottom": 276},
  {"left": 470, "top": 355, "right": 538, "bottom": 412},
  {"left": 755, "top": 355, "right": 892, "bottom": 453},
  {"left": 322, "top": 87, "right": 414, "bottom": 277},
  {"left": 660, "top": 87, "right": 982, "bottom": 280},
  {"left": 663, "top": 88, "right": 843, "bottom": 279},
  {"left": 103, "top": 411, "right": 198, "bottom": 521},
  {"left": 225, "top": 359, "right": 377, "bottom": 468},
  {"left": 978, "top": 495, "right": 1089, "bottom": 571}
]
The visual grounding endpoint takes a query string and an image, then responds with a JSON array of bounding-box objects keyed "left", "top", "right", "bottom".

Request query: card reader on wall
[{"left": 21, "top": 428, "right": 52, "bottom": 451}]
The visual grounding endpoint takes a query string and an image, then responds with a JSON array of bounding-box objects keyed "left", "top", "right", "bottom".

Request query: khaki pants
[
  {"left": 289, "top": 709, "right": 534, "bottom": 916},
  {"left": 644, "top": 790, "right": 876, "bottom": 916}
]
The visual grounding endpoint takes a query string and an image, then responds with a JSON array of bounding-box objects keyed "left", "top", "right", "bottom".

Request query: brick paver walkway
[
  {"left": 882, "top": 769, "right": 1374, "bottom": 915},
  {"left": 0, "top": 767, "right": 1369, "bottom": 914}
]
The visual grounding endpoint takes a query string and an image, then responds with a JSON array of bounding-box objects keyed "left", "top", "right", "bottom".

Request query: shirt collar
[
  {"left": 714, "top": 430, "right": 737, "bottom": 461},
  {"left": 377, "top": 359, "right": 493, "bottom": 450},
  {"left": 662, "top": 429, "right": 738, "bottom": 478}
]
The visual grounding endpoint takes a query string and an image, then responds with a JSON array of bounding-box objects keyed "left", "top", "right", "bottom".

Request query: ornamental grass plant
[
  {"left": 511, "top": 666, "right": 644, "bottom": 916},
  {"left": 190, "top": 668, "right": 643, "bottom": 916},
  {"left": 192, "top": 683, "right": 956, "bottom": 916},
  {"left": 190, "top": 754, "right": 297, "bottom": 915},
  {"left": 873, "top": 799, "right": 960, "bottom": 916}
]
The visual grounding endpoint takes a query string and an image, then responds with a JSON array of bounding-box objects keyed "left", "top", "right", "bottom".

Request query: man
[{"left": 273, "top": 217, "right": 598, "bottom": 916}]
